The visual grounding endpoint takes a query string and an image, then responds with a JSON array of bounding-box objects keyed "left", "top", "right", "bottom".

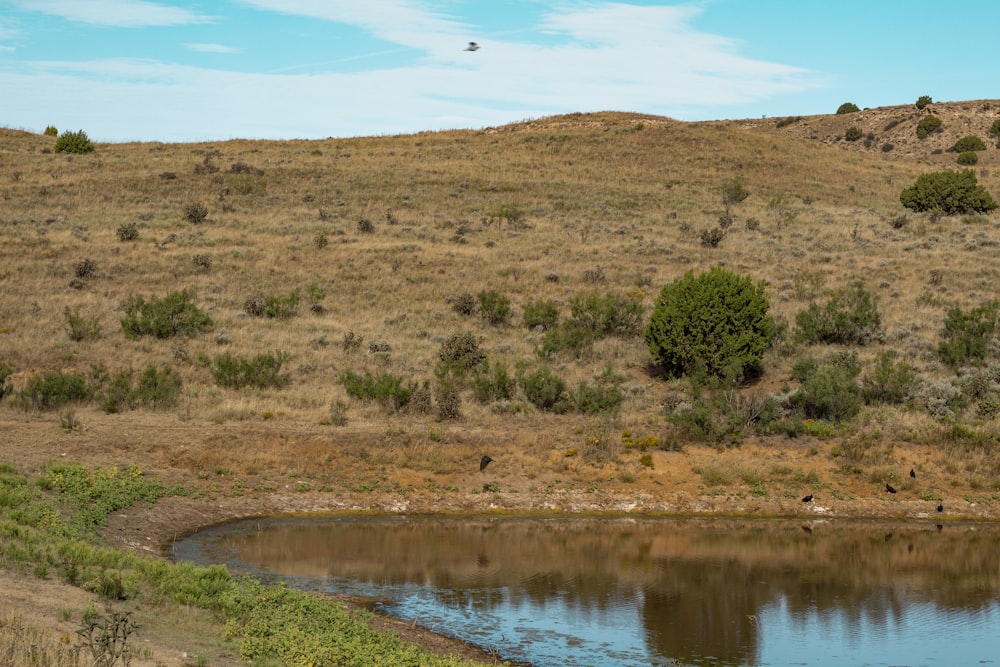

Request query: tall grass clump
[
  {"left": 120, "top": 290, "right": 213, "bottom": 339},
  {"left": 644, "top": 267, "right": 774, "bottom": 382}
]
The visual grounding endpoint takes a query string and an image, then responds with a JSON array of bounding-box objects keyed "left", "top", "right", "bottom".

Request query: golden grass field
[{"left": 2, "top": 99, "right": 1000, "bottom": 665}]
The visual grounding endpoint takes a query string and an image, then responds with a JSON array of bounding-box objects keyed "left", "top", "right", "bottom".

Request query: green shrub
[
  {"left": 340, "top": 369, "right": 414, "bottom": 411},
  {"left": 522, "top": 299, "right": 560, "bottom": 331},
  {"left": 43, "top": 125, "right": 58, "bottom": 136},
  {"left": 571, "top": 380, "right": 623, "bottom": 414},
  {"left": 472, "top": 360, "right": 516, "bottom": 403},
  {"left": 861, "top": 350, "right": 918, "bottom": 404},
  {"left": 990, "top": 118, "right": 1000, "bottom": 139},
  {"left": 519, "top": 366, "right": 568, "bottom": 412},
  {"left": 569, "top": 290, "right": 644, "bottom": 338},
  {"left": 844, "top": 126, "right": 863, "bottom": 141},
  {"left": 795, "top": 283, "right": 883, "bottom": 345},
  {"left": 20, "top": 371, "right": 91, "bottom": 410},
  {"left": 899, "top": 169, "right": 998, "bottom": 214},
  {"left": 916, "top": 114, "right": 942, "bottom": 139},
  {"left": 64, "top": 306, "right": 102, "bottom": 341},
  {"left": 937, "top": 302, "right": 998, "bottom": 370},
  {"left": 790, "top": 352, "right": 862, "bottom": 422},
  {"left": 121, "top": 290, "right": 213, "bottom": 338},
  {"left": 450, "top": 292, "right": 478, "bottom": 316},
  {"left": 720, "top": 176, "right": 750, "bottom": 211},
  {"left": 957, "top": 151, "right": 979, "bottom": 166},
  {"left": 836, "top": 102, "right": 860, "bottom": 115},
  {"left": 951, "top": 135, "right": 987, "bottom": 152},
  {"left": 116, "top": 222, "right": 139, "bottom": 241},
  {"left": 434, "top": 377, "right": 462, "bottom": 420},
  {"left": 478, "top": 290, "right": 512, "bottom": 326},
  {"left": 540, "top": 321, "right": 596, "bottom": 358},
  {"left": 132, "top": 365, "right": 183, "bottom": 408},
  {"left": 915, "top": 95, "right": 933, "bottom": 109},
  {"left": 212, "top": 352, "right": 290, "bottom": 389},
  {"left": 54, "top": 129, "right": 94, "bottom": 154},
  {"left": 644, "top": 267, "right": 774, "bottom": 382}
]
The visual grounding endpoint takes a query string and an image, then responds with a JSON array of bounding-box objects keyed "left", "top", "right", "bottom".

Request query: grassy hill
[{"left": 1, "top": 101, "right": 999, "bottom": 491}]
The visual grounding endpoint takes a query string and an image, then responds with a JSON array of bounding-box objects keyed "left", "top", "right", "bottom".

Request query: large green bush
[
  {"left": 899, "top": 169, "right": 998, "bottom": 214},
  {"left": 790, "top": 351, "right": 862, "bottom": 422},
  {"left": 213, "top": 352, "right": 291, "bottom": 390},
  {"left": 340, "top": 369, "right": 414, "bottom": 411},
  {"left": 795, "top": 283, "right": 883, "bottom": 345},
  {"left": 915, "top": 95, "right": 933, "bottom": 109},
  {"left": 861, "top": 350, "right": 918, "bottom": 404},
  {"left": 644, "top": 267, "right": 774, "bottom": 381},
  {"left": 121, "top": 290, "right": 213, "bottom": 339},
  {"left": 519, "top": 366, "right": 568, "bottom": 412},
  {"left": 19, "top": 371, "right": 91, "bottom": 410},
  {"left": 836, "top": 102, "right": 860, "bottom": 115},
  {"left": 54, "top": 129, "right": 94, "bottom": 154}
]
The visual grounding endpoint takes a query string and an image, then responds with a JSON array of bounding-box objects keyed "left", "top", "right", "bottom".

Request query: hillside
[{"left": 2, "top": 100, "right": 1000, "bottom": 666}]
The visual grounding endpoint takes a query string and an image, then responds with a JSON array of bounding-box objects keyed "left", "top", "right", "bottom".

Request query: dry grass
[{"left": 2, "top": 105, "right": 1000, "bottom": 489}]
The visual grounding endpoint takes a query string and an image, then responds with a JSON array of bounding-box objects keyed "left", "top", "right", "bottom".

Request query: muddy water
[{"left": 172, "top": 515, "right": 1000, "bottom": 666}]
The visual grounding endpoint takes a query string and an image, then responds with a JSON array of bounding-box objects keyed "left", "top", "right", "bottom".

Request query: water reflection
[{"left": 172, "top": 516, "right": 1000, "bottom": 666}]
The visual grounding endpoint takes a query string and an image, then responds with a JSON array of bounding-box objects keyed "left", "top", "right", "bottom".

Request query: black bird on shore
[
  {"left": 885, "top": 483, "right": 897, "bottom": 494},
  {"left": 801, "top": 494, "right": 813, "bottom": 503},
  {"left": 910, "top": 468, "right": 916, "bottom": 479},
  {"left": 479, "top": 455, "right": 493, "bottom": 472},
  {"left": 937, "top": 503, "right": 944, "bottom": 513},
  {"left": 801, "top": 525, "right": 813, "bottom": 534}
]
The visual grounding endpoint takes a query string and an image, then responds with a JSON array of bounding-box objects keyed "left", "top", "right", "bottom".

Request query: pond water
[{"left": 171, "top": 515, "right": 1000, "bottom": 667}]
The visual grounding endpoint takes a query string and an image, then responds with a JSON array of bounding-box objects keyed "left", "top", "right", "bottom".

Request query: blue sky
[{"left": 0, "top": 1, "right": 996, "bottom": 143}]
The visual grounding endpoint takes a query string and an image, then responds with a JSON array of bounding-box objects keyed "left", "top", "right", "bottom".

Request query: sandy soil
[{"left": 2, "top": 407, "right": 996, "bottom": 665}]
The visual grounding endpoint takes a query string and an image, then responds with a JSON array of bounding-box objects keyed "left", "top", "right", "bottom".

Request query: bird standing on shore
[
  {"left": 910, "top": 468, "right": 916, "bottom": 479},
  {"left": 885, "top": 483, "right": 897, "bottom": 494},
  {"left": 479, "top": 455, "right": 493, "bottom": 472},
  {"left": 802, "top": 494, "right": 813, "bottom": 503}
]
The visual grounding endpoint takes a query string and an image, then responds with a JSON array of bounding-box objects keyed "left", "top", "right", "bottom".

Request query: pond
[{"left": 171, "top": 515, "right": 1000, "bottom": 666}]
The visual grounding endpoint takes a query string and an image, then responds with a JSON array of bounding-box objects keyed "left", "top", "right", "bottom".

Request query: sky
[{"left": 0, "top": 0, "right": 997, "bottom": 143}]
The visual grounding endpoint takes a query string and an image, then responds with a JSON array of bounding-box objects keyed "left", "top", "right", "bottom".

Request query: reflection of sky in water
[
  {"left": 759, "top": 596, "right": 1000, "bottom": 666},
  {"left": 172, "top": 517, "right": 1000, "bottom": 667}
]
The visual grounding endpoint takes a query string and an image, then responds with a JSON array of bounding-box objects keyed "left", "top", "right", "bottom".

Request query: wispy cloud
[
  {"left": 11, "top": 0, "right": 213, "bottom": 27},
  {"left": 185, "top": 43, "right": 241, "bottom": 54},
  {"left": 0, "top": 45, "right": 15, "bottom": 53}
]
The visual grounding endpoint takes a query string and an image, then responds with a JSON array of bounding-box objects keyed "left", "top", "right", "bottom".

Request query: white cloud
[
  {"left": 11, "top": 0, "right": 213, "bottom": 27},
  {"left": 0, "top": 45, "right": 15, "bottom": 53},
  {"left": 185, "top": 43, "right": 241, "bottom": 54}
]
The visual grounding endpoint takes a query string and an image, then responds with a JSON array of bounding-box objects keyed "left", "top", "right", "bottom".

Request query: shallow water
[{"left": 172, "top": 515, "right": 1000, "bottom": 666}]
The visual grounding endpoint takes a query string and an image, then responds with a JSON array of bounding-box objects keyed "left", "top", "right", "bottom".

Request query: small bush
[
  {"left": 357, "top": 217, "right": 375, "bottom": 234},
  {"left": 571, "top": 380, "right": 623, "bottom": 414},
  {"left": 937, "top": 302, "right": 998, "bottom": 370},
  {"left": 74, "top": 258, "right": 97, "bottom": 279},
  {"left": 915, "top": 95, "right": 933, "bottom": 109},
  {"left": 120, "top": 290, "right": 213, "bottom": 339},
  {"left": 43, "top": 125, "right": 58, "bottom": 136},
  {"left": 434, "top": 378, "right": 462, "bottom": 420},
  {"left": 844, "top": 126, "right": 863, "bottom": 141},
  {"left": 184, "top": 202, "right": 209, "bottom": 224},
  {"left": 20, "top": 371, "right": 91, "bottom": 410},
  {"left": 899, "top": 169, "right": 998, "bottom": 214},
  {"left": 795, "top": 283, "right": 883, "bottom": 345},
  {"left": 990, "top": 118, "right": 1000, "bottom": 140},
  {"left": 213, "top": 352, "right": 291, "bottom": 389},
  {"left": 790, "top": 352, "right": 862, "bottom": 422},
  {"left": 522, "top": 299, "right": 560, "bottom": 331},
  {"left": 340, "top": 369, "right": 414, "bottom": 411},
  {"left": 861, "top": 350, "right": 918, "bottom": 404},
  {"left": 957, "top": 151, "right": 979, "bottom": 166},
  {"left": 478, "top": 290, "right": 512, "bottom": 326},
  {"left": 450, "top": 292, "right": 478, "bottom": 316},
  {"left": 437, "top": 332, "right": 485, "bottom": 375},
  {"left": 64, "top": 306, "right": 102, "bottom": 341},
  {"left": 99, "top": 365, "right": 182, "bottom": 412},
  {"left": 569, "top": 290, "right": 644, "bottom": 338},
  {"left": 644, "top": 267, "right": 774, "bottom": 382},
  {"left": 836, "top": 102, "right": 860, "bottom": 115},
  {"left": 700, "top": 226, "right": 725, "bottom": 247},
  {"left": 472, "top": 360, "right": 516, "bottom": 403},
  {"left": 244, "top": 290, "right": 300, "bottom": 319},
  {"left": 540, "top": 321, "right": 597, "bottom": 358},
  {"left": 951, "top": 135, "right": 987, "bottom": 152},
  {"left": 54, "top": 129, "right": 94, "bottom": 154},
  {"left": 720, "top": 176, "right": 750, "bottom": 211},
  {"left": 0, "top": 363, "right": 12, "bottom": 399},
  {"left": 116, "top": 222, "right": 139, "bottom": 241},
  {"left": 520, "top": 366, "right": 568, "bottom": 412},
  {"left": 916, "top": 114, "right": 942, "bottom": 139}
]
